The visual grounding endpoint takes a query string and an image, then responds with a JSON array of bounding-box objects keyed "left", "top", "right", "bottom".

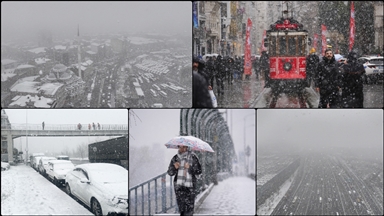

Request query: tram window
[
  {"left": 288, "top": 36, "right": 296, "bottom": 56},
  {"left": 270, "top": 36, "right": 276, "bottom": 56},
  {"left": 279, "top": 36, "right": 287, "bottom": 55},
  {"left": 298, "top": 36, "right": 305, "bottom": 56}
]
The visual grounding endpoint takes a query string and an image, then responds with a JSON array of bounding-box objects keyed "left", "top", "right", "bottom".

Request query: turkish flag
[
  {"left": 349, "top": 1, "right": 355, "bottom": 52},
  {"left": 321, "top": 24, "right": 327, "bottom": 55},
  {"left": 244, "top": 18, "right": 252, "bottom": 76},
  {"left": 313, "top": 33, "right": 318, "bottom": 50}
]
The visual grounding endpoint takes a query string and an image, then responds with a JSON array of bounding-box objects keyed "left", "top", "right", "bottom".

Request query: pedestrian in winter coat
[
  {"left": 226, "top": 57, "right": 234, "bottom": 84},
  {"left": 213, "top": 55, "right": 225, "bottom": 96},
  {"left": 97, "top": 123, "right": 101, "bottom": 130},
  {"left": 168, "top": 146, "right": 202, "bottom": 216},
  {"left": 193, "top": 57, "right": 213, "bottom": 108},
  {"left": 92, "top": 122, "right": 95, "bottom": 130},
  {"left": 88, "top": 123, "right": 91, "bottom": 130},
  {"left": 260, "top": 51, "right": 270, "bottom": 87},
  {"left": 306, "top": 48, "right": 320, "bottom": 87},
  {"left": 315, "top": 49, "right": 343, "bottom": 108},
  {"left": 42, "top": 121, "right": 45, "bottom": 130},
  {"left": 340, "top": 51, "right": 365, "bottom": 108}
]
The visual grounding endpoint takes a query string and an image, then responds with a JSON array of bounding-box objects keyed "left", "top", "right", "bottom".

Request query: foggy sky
[
  {"left": 257, "top": 109, "right": 383, "bottom": 157},
  {"left": 3, "top": 109, "right": 128, "bottom": 154},
  {"left": 1, "top": 1, "right": 191, "bottom": 43},
  {"left": 129, "top": 109, "right": 255, "bottom": 186}
]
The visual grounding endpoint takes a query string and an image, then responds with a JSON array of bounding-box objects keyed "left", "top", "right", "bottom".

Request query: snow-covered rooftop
[
  {"left": 27, "top": 47, "right": 46, "bottom": 54},
  {"left": 9, "top": 95, "right": 54, "bottom": 108},
  {"left": 35, "top": 57, "right": 51, "bottom": 65},
  {"left": 16, "top": 64, "right": 35, "bottom": 70},
  {"left": 85, "top": 50, "right": 97, "bottom": 55},
  {"left": 10, "top": 81, "right": 64, "bottom": 96},
  {"left": 1, "top": 59, "right": 17, "bottom": 65},
  {"left": 54, "top": 45, "right": 67, "bottom": 50}
]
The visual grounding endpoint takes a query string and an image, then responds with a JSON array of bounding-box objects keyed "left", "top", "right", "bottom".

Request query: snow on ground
[
  {"left": 196, "top": 176, "right": 255, "bottom": 215},
  {"left": 257, "top": 173, "right": 276, "bottom": 186},
  {"left": 1, "top": 164, "right": 93, "bottom": 215},
  {"left": 257, "top": 169, "right": 298, "bottom": 215}
]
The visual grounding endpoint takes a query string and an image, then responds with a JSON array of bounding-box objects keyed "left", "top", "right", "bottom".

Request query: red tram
[{"left": 264, "top": 11, "right": 311, "bottom": 92}]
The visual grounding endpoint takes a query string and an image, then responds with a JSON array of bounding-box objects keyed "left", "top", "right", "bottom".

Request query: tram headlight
[{"left": 283, "top": 62, "right": 292, "bottom": 71}]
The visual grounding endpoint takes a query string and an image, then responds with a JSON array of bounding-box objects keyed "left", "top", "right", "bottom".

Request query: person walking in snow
[
  {"left": 42, "top": 121, "right": 45, "bottom": 130},
  {"left": 168, "top": 146, "right": 202, "bottom": 216}
]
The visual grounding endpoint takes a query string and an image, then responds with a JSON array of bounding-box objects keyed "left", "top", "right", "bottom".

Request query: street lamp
[{"left": 243, "top": 113, "right": 255, "bottom": 176}]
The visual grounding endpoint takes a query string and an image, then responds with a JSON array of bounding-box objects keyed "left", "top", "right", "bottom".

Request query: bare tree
[
  {"left": 129, "top": 110, "right": 141, "bottom": 140},
  {"left": 77, "top": 143, "right": 88, "bottom": 160}
]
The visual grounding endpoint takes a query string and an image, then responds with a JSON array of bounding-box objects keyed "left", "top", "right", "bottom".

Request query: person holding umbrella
[{"left": 166, "top": 136, "right": 207, "bottom": 216}]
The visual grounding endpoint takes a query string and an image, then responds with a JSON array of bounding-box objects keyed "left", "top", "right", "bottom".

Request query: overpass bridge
[{"left": 1, "top": 123, "right": 128, "bottom": 164}]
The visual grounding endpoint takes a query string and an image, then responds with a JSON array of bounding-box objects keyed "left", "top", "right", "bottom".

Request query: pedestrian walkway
[
  {"left": 195, "top": 176, "right": 255, "bottom": 215},
  {"left": 1, "top": 164, "right": 93, "bottom": 215}
]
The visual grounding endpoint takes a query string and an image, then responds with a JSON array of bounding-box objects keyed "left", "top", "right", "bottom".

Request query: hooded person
[
  {"left": 168, "top": 146, "right": 202, "bottom": 216},
  {"left": 306, "top": 48, "right": 320, "bottom": 87},
  {"left": 260, "top": 51, "right": 270, "bottom": 87},
  {"left": 340, "top": 51, "right": 365, "bottom": 108},
  {"left": 193, "top": 57, "right": 213, "bottom": 108},
  {"left": 315, "top": 48, "right": 343, "bottom": 108}
]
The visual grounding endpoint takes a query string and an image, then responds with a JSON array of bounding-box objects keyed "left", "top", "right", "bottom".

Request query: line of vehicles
[{"left": 26, "top": 137, "right": 128, "bottom": 216}]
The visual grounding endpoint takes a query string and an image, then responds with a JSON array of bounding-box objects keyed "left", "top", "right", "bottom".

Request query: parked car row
[{"left": 29, "top": 152, "right": 128, "bottom": 215}]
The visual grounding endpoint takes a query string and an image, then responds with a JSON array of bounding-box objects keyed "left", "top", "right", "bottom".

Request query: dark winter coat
[
  {"left": 215, "top": 56, "right": 226, "bottom": 79},
  {"left": 167, "top": 153, "right": 202, "bottom": 190},
  {"left": 315, "top": 55, "right": 342, "bottom": 93},
  {"left": 306, "top": 54, "right": 320, "bottom": 77},
  {"left": 340, "top": 52, "right": 365, "bottom": 107},
  {"left": 260, "top": 52, "right": 269, "bottom": 71},
  {"left": 192, "top": 71, "right": 213, "bottom": 108}
]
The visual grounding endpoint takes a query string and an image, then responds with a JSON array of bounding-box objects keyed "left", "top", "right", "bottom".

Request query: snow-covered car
[
  {"left": 358, "top": 56, "right": 383, "bottom": 84},
  {"left": 47, "top": 160, "right": 75, "bottom": 187},
  {"left": 38, "top": 157, "right": 57, "bottom": 176},
  {"left": 56, "top": 155, "right": 70, "bottom": 160},
  {"left": 1, "top": 161, "right": 10, "bottom": 171},
  {"left": 65, "top": 163, "right": 128, "bottom": 216},
  {"left": 32, "top": 156, "right": 45, "bottom": 171}
]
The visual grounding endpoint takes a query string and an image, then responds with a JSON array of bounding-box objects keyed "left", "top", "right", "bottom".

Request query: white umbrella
[
  {"left": 334, "top": 54, "right": 343, "bottom": 61},
  {"left": 165, "top": 136, "right": 214, "bottom": 152}
]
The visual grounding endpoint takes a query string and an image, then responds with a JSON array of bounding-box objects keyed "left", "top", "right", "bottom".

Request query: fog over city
[
  {"left": 1, "top": 1, "right": 191, "bottom": 43},
  {"left": 257, "top": 109, "right": 383, "bottom": 159}
]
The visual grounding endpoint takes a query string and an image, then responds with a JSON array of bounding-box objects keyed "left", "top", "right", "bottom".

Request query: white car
[
  {"left": 38, "top": 156, "right": 57, "bottom": 176},
  {"left": 1, "top": 162, "right": 10, "bottom": 171},
  {"left": 65, "top": 163, "right": 128, "bottom": 216},
  {"left": 47, "top": 160, "right": 75, "bottom": 187},
  {"left": 358, "top": 56, "right": 383, "bottom": 83}
]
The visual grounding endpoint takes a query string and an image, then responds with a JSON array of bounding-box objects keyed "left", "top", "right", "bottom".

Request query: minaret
[{"left": 77, "top": 24, "right": 82, "bottom": 79}]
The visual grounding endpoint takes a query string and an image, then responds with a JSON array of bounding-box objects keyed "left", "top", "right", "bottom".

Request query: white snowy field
[
  {"left": 1, "top": 164, "right": 93, "bottom": 215},
  {"left": 196, "top": 176, "right": 256, "bottom": 215},
  {"left": 256, "top": 169, "right": 297, "bottom": 215}
]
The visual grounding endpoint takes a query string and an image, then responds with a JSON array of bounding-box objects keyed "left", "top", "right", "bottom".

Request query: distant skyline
[{"left": 1, "top": 1, "right": 191, "bottom": 43}]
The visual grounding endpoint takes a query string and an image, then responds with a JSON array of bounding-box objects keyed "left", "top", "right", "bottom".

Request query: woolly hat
[{"left": 310, "top": 48, "right": 316, "bottom": 54}]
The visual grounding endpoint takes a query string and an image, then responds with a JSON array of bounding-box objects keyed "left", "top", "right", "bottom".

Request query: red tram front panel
[{"left": 269, "top": 56, "right": 306, "bottom": 79}]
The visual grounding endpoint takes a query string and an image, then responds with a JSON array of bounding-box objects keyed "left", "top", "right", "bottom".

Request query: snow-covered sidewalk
[
  {"left": 1, "top": 164, "right": 93, "bottom": 215},
  {"left": 195, "top": 176, "right": 255, "bottom": 215}
]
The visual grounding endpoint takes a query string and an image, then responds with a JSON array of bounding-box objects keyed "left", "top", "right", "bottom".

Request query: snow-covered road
[
  {"left": 1, "top": 164, "right": 93, "bottom": 215},
  {"left": 196, "top": 176, "right": 255, "bottom": 215}
]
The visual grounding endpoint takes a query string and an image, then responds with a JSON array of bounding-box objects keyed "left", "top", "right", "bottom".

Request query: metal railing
[
  {"left": 129, "top": 172, "right": 177, "bottom": 216},
  {"left": 1, "top": 123, "right": 128, "bottom": 131}
]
